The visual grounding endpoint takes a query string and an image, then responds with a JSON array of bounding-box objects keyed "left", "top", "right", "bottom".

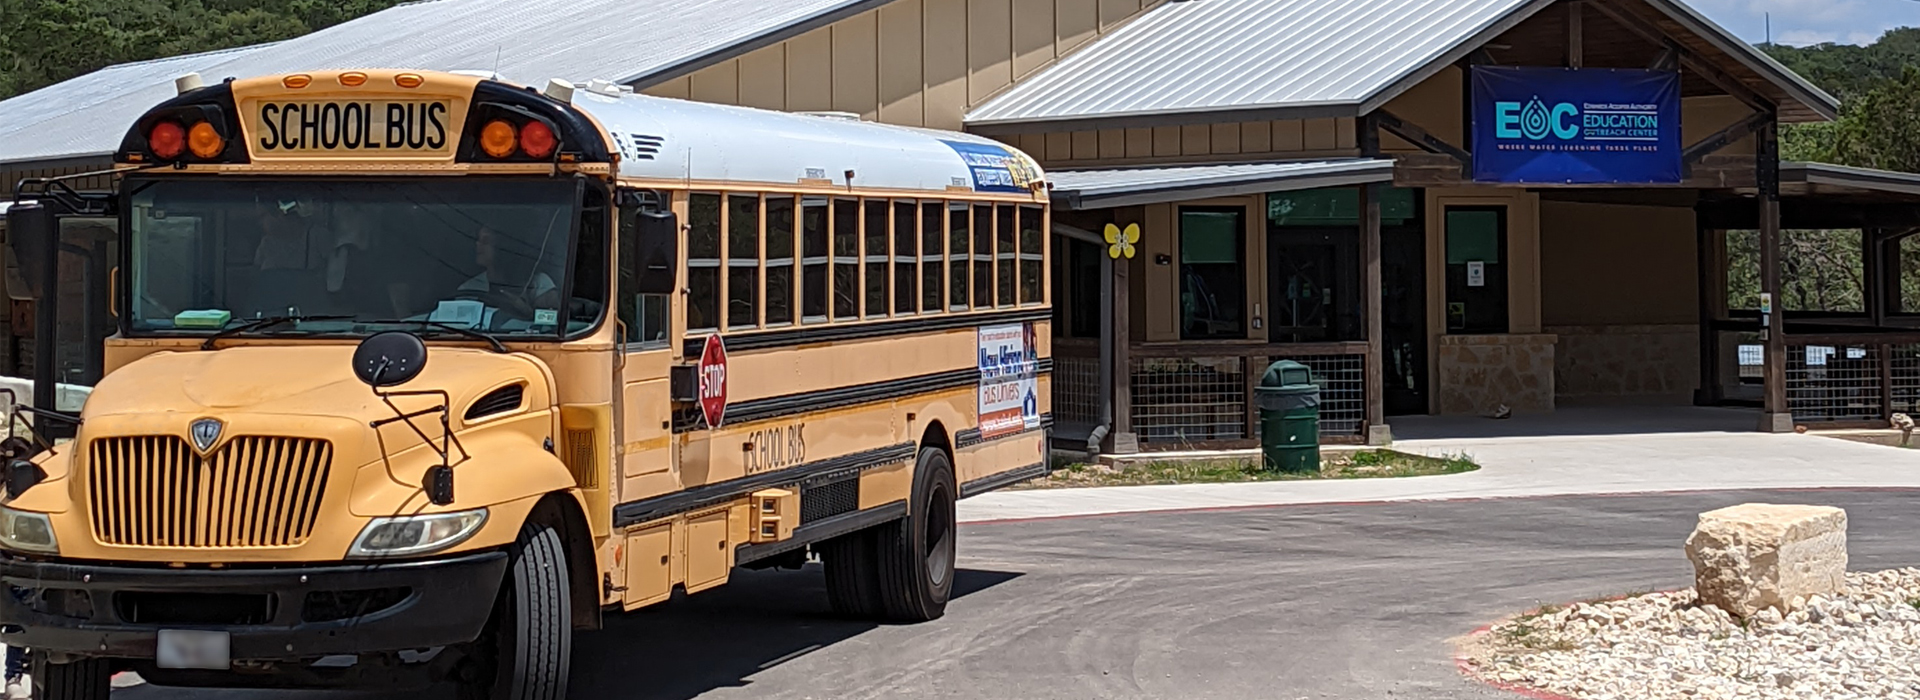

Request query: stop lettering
[{"left": 698, "top": 335, "right": 727, "bottom": 428}]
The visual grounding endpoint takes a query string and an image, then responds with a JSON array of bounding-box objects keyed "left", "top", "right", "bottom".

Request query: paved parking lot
[{"left": 118, "top": 487, "right": 1920, "bottom": 699}]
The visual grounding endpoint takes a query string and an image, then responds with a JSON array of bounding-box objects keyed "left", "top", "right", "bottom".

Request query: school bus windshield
[{"left": 125, "top": 177, "right": 605, "bottom": 339}]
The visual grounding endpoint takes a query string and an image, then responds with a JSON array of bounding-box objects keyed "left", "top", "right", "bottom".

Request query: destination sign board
[{"left": 251, "top": 99, "right": 455, "bottom": 156}]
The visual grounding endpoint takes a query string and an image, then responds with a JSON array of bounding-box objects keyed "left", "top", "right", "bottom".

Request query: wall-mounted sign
[
  {"left": 1471, "top": 67, "right": 1682, "bottom": 185},
  {"left": 1467, "top": 261, "right": 1486, "bottom": 288}
]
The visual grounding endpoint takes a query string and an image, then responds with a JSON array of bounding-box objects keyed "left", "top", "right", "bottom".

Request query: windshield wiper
[
  {"left": 201, "top": 314, "right": 353, "bottom": 350},
  {"left": 356, "top": 319, "right": 510, "bottom": 354}
]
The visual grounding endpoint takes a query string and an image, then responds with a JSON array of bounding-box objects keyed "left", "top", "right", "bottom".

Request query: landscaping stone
[{"left": 1685, "top": 503, "right": 1848, "bottom": 618}]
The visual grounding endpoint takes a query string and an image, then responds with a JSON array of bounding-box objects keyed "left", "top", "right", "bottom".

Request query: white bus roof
[{"left": 567, "top": 86, "right": 1045, "bottom": 197}]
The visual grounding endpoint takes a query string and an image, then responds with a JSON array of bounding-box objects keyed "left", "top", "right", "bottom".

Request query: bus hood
[{"left": 82, "top": 345, "right": 555, "bottom": 436}]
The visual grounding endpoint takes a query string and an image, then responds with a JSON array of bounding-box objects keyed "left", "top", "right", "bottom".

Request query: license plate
[{"left": 156, "top": 630, "right": 230, "bottom": 670}]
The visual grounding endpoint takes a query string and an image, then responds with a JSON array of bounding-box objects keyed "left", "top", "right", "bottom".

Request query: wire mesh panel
[
  {"left": 1053, "top": 355, "right": 1101, "bottom": 425},
  {"left": 1889, "top": 344, "right": 1920, "bottom": 416},
  {"left": 1131, "top": 356, "right": 1246, "bottom": 444},
  {"left": 1266, "top": 354, "right": 1366, "bottom": 437},
  {"left": 1786, "top": 343, "right": 1883, "bottom": 423}
]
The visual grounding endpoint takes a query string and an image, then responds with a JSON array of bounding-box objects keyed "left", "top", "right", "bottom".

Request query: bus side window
[
  {"left": 618, "top": 200, "right": 671, "bottom": 348},
  {"left": 921, "top": 201, "right": 944, "bottom": 314},
  {"left": 801, "top": 196, "right": 828, "bottom": 322},
  {"left": 686, "top": 193, "right": 721, "bottom": 332},
  {"left": 765, "top": 195, "right": 796, "bottom": 326}
]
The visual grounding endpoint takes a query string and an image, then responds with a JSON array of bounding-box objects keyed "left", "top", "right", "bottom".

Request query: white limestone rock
[{"left": 1685, "top": 503, "right": 1848, "bottom": 619}]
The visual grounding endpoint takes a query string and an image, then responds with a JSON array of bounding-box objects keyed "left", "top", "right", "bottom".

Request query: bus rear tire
[
  {"left": 822, "top": 531, "right": 883, "bottom": 618},
  {"left": 30, "top": 654, "right": 110, "bottom": 700},
  {"left": 873, "top": 447, "right": 956, "bottom": 622},
  {"left": 459, "top": 521, "right": 572, "bottom": 700}
]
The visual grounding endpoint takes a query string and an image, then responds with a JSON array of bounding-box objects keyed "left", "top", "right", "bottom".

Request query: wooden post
[
  {"left": 1696, "top": 223, "right": 1719, "bottom": 406},
  {"left": 1568, "top": 1, "right": 1584, "bottom": 69},
  {"left": 1360, "top": 184, "right": 1388, "bottom": 444},
  {"left": 1758, "top": 120, "right": 1791, "bottom": 432},
  {"left": 1108, "top": 246, "right": 1137, "bottom": 453}
]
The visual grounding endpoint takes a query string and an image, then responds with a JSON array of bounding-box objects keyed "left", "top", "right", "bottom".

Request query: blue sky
[{"left": 1690, "top": 0, "right": 1920, "bottom": 45}]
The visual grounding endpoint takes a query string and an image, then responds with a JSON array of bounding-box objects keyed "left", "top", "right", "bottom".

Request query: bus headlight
[
  {"left": 0, "top": 506, "right": 58, "bottom": 554},
  {"left": 348, "top": 509, "right": 488, "bottom": 559}
]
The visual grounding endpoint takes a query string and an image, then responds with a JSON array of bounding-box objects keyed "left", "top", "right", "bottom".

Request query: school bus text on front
[{"left": 0, "top": 69, "right": 1052, "bottom": 699}]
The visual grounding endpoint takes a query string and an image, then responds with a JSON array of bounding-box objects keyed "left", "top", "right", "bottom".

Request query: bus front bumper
[{"left": 0, "top": 551, "right": 507, "bottom": 661}]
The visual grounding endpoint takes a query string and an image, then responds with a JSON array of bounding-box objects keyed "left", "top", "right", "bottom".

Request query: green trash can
[{"left": 1255, "top": 360, "right": 1320, "bottom": 473}]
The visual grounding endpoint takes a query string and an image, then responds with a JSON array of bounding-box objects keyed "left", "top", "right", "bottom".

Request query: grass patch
[
  {"left": 1493, "top": 617, "right": 1578, "bottom": 653},
  {"left": 1908, "top": 597, "right": 1920, "bottom": 612},
  {"left": 1015, "top": 450, "right": 1478, "bottom": 490}
]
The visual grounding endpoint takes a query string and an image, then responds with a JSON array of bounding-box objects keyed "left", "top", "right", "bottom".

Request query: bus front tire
[
  {"left": 824, "top": 447, "right": 956, "bottom": 623},
  {"left": 31, "top": 654, "right": 110, "bottom": 700},
  {"left": 459, "top": 521, "right": 572, "bottom": 700}
]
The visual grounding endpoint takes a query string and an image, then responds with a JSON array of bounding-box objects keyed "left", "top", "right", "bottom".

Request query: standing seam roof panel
[{"left": 967, "top": 0, "right": 1533, "bottom": 124}]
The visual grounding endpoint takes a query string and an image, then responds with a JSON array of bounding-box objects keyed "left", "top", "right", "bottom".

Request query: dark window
[
  {"left": 1020, "top": 205, "right": 1044, "bottom": 305},
  {"left": 686, "top": 193, "right": 721, "bottom": 331},
  {"left": 1444, "top": 206, "right": 1508, "bottom": 334},
  {"left": 801, "top": 196, "right": 828, "bottom": 321},
  {"left": 996, "top": 205, "right": 1016, "bottom": 307},
  {"left": 1267, "top": 187, "right": 1418, "bottom": 342},
  {"left": 1065, "top": 238, "right": 1101, "bottom": 338},
  {"left": 617, "top": 194, "right": 669, "bottom": 348},
  {"left": 972, "top": 204, "right": 993, "bottom": 308},
  {"left": 894, "top": 201, "right": 917, "bottom": 315},
  {"left": 1179, "top": 207, "right": 1246, "bottom": 340},
  {"left": 832, "top": 198, "right": 859, "bottom": 320},
  {"left": 727, "top": 194, "right": 759, "bottom": 329},
  {"left": 922, "top": 202, "right": 944, "bottom": 313},
  {"left": 949, "top": 204, "right": 970, "bottom": 310},
  {"left": 764, "top": 195, "right": 796, "bottom": 326},
  {"left": 864, "top": 199, "right": 889, "bottom": 318}
]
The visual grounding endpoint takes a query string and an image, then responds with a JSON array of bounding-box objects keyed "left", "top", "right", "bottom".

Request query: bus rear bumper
[{"left": 0, "top": 551, "right": 507, "bottom": 661}]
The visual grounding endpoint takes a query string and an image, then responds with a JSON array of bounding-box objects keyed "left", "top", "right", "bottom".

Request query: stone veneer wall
[
  {"left": 1551, "top": 325, "right": 1699, "bottom": 405},
  {"left": 1436, "top": 334, "right": 1557, "bottom": 416}
]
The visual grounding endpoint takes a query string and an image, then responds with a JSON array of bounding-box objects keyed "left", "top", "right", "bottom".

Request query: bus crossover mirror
[
  {"left": 632, "top": 209, "right": 678, "bottom": 295},
  {"left": 353, "top": 332, "right": 429, "bottom": 388},
  {"left": 4, "top": 202, "right": 54, "bottom": 301}
]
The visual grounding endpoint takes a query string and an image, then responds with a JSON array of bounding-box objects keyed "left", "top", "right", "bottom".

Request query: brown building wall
[
  {"left": 1539, "top": 200, "right": 1701, "bottom": 404},
  {"left": 644, "top": 0, "right": 1162, "bottom": 131}
]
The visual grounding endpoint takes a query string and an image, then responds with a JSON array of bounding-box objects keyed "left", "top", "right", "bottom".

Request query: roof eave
[
  {"left": 967, "top": 101, "right": 1364, "bottom": 136},
  {"left": 1637, "top": 0, "right": 1840, "bottom": 121},
  {"left": 1051, "top": 160, "right": 1396, "bottom": 210},
  {"left": 1782, "top": 162, "right": 1920, "bottom": 198}
]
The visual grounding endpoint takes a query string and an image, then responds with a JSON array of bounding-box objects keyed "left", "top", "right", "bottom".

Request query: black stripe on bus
[
  {"left": 959, "top": 461, "right": 1052, "bottom": 499},
  {"left": 672, "top": 360, "right": 1054, "bottom": 433},
  {"left": 682, "top": 307, "right": 1051, "bottom": 357},
  {"left": 613, "top": 442, "right": 918, "bottom": 528},
  {"left": 954, "top": 415, "right": 1054, "bottom": 450}
]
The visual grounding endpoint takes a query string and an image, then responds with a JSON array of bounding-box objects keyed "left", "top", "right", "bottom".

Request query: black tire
[
  {"left": 872, "top": 447, "right": 957, "bottom": 622},
  {"left": 30, "top": 654, "right": 110, "bottom": 700},
  {"left": 821, "top": 531, "right": 883, "bottom": 618},
  {"left": 459, "top": 521, "right": 572, "bottom": 700}
]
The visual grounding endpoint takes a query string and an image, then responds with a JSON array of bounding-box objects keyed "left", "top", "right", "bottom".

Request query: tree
[{"left": 1830, "top": 67, "right": 1920, "bottom": 174}]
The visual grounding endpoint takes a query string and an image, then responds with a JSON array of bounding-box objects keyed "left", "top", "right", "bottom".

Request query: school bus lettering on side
[{"left": 0, "top": 69, "right": 1051, "bottom": 699}]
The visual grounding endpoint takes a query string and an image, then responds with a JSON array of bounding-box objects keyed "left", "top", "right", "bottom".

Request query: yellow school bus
[{"left": 0, "top": 69, "right": 1051, "bottom": 698}]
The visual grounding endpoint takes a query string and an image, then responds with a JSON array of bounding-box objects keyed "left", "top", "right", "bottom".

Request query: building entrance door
[{"left": 1382, "top": 227, "right": 1428, "bottom": 415}]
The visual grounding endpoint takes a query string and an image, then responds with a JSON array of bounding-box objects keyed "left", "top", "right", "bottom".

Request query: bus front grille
[{"left": 88, "top": 436, "right": 332, "bottom": 548}]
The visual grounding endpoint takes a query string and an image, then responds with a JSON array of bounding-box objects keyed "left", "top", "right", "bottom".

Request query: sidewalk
[{"left": 960, "top": 407, "right": 1920, "bottom": 523}]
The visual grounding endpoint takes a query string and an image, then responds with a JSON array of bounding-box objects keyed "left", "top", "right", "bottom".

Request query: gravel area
[{"left": 1465, "top": 568, "right": 1920, "bottom": 700}]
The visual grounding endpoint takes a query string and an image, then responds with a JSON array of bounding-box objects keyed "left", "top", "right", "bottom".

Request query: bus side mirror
[
  {"left": 632, "top": 209, "right": 678, "bottom": 296},
  {"left": 4, "top": 202, "right": 53, "bottom": 302}
]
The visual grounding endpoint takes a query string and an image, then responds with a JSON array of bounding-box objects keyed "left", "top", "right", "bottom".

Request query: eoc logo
[
  {"left": 1492, "top": 97, "right": 1663, "bottom": 144},
  {"left": 256, "top": 101, "right": 450, "bottom": 153}
]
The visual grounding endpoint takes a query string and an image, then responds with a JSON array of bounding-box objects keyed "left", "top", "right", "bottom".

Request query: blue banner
[
  {"left": 1471, "top": 67, "right": 1682, "bottom": 184},
  {"left": 942, "top": 140, "right": 1040, "bottom": 194}
]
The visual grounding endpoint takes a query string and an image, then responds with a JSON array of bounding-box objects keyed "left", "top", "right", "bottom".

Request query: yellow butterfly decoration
[{"left": 1104, "top": 223, "right": 1140, "bottom": 260}]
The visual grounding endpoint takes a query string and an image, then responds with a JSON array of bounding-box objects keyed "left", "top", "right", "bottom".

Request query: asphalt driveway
[{"left": 116, "top": 488, "right": 1920, "bottom": 699}]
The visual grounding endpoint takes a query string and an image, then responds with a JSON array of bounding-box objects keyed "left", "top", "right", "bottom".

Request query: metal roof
[
  {"left": 967, "top": 0, "right": 1839, "bottom": 133},
  {"left": 1048, "top": 159, "right": 1395, "bottom": 210},
  {"left": 0, "top": 0, "right": 883, "bottom": 165},
  {"left": 1780, "top": 162, "right": 1920, "bottom": 199}
]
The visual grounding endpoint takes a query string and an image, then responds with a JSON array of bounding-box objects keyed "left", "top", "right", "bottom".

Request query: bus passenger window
[
  {"left": 894, "top": 201, "right": 917, "bottom": 315},
  {"left": 921, "top": 202, "right": 944, "bottom": 313},
  {"left": 801, "top": 196, "right": 828, "bottom": 322},
  {"left": 996, "top": 205, "right": 1016, "bottom": 308},
  {"left": 727, "top": 194, "right": 760, "bottom": 329},
  {"left": 864, "top": 199, "right": 888, "bottom": 318},
  {"left": 972, "top": 204, "right": 992, "bottom": 309},
  {"left": 948, "top": 203, "right": 969, "bottom": 311},
  {"left": 1020, "top": 205, "right": 1045, "bottom": 305},
  {"left": 765, "top": 195, "right": 796, "bottom": 326},
  {"left": 832, "top": 198, "right": 858, "bottom": 320},
  {"left": 686, "top": 193, "right": 721, "bottom": 331}
]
